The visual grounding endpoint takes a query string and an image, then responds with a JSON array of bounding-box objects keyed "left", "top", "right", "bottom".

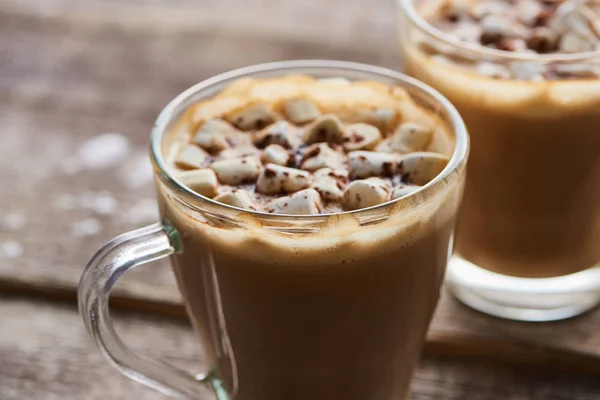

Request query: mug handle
[{"left": 78, "top": 222, "right": 229, "bottom": 400}]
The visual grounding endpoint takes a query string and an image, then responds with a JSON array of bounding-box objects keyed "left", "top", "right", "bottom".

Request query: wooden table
[
  {"left": 1, "top": 0, "right": 599, "bottom": 398},
  {"left": 2, "top": 293, "right": 600, "bottom": 400}
]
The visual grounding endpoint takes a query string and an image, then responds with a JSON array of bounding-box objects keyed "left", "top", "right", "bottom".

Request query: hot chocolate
[
  {"left": 398, "top": 0, "right": 600, "bottom": 319},
  {"left": 156, "top": 74, "right": 465, "bottom": 399}
]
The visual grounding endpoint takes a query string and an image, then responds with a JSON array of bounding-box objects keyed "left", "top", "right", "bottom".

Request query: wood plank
[
  {"left": 2, "top": 295, "right": 600, "bottom": 400},
  {"left": 1, "top": 0, "right": 600, "bottom": 374}
]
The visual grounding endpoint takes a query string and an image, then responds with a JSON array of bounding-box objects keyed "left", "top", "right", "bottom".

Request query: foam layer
[{"left": 404, "top": 44, "right": 600, "bottom": 117}]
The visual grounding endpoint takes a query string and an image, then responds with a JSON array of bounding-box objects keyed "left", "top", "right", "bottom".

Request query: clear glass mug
[
  {"left": 78, "top": 60, "right": 468, "bottom": 400},
  {"left": 397, "top": 0, "right": 600, "bottom": 321}
]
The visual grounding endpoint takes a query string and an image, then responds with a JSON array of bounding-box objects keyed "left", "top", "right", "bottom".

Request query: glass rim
[
  {"left": 149, "top": 60, "right": 469, "bottom": 220},
  {"left": 397, "top": 0, "right": 600, "bottom": 63}
]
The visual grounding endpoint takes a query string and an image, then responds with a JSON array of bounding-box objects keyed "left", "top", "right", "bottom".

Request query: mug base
[{"left": 446, "top": 255, "right": 600, "bottom": 322}]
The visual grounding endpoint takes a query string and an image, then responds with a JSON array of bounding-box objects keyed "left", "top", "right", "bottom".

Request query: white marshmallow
[
  {"left": 261, "top": 144, "right": 292, "bottom": 166},
  {"left": 342, "top": 179, "right": 390, "bottom": 211},
  {"left": 516, "top": 0, "right": 544, "bottom": 26},
  {"left": 267, "top": 188, "right": 323, "bottom": 215},
  {"left": 197, "top": 118, "right": 238, "bottom": 134},
  {"left": 391, "top": 184, "right": 422, "bottom": 200},
  {"left": 176, "top": 169, "right": 219, "bottom": 198},
  {"left": 550, "top": 2, "right": 598, "bottom": 40},
  {"left": 282, "top": 98, "right": 321, "bottom": 124},
  {"left": 337, "top": 108, "right": 397, "bottom": 132},
  {"left": 314, "top": 167, "right": 349, "bottom": 182},
  {"left": 213, "top": 190, "right": 259, "bottom": 211},
  {"left": 343, "top": 123, "right": 382, "bottom": 151},
  {"left": 301, "top": 114, "right": 345, "bottom": 144},
  {"left": 374, "top": 139, "right": 393, "bottom": 153},
  {"left": 193, "top": 132, "right": 229, "bottom": 153},
  {"left": 559, "top": 31, "right": 596, "bottom": 53},
  {"left": 348, "top": 151, "right": 399, "bottom": 179},
  {"left": 398, "top": 152, "right": 449, "bottom": 185},
  {"left": 193, "top": 119, "right": 237, "bottom": 152},
  {"left": 210, "top": 157, "right": 261, "bottom": 185},
  {"left": 300, "top": 143, "right": 346, "bottom": 171},
  {"left": 480, "top": 14, "right": 517, "bottom": 39},
  {"left": 228, "top": 104, "right": 277, "bottom": 130},
  {"left": 256, "top": 164, "right": 311, "bottom": 194},
  {"left": 390, "top": 122, "right": 433, "bottom": 153},
  {"left": 311, "top": 168, "right": 348, "bottom": 202},
  {"left": 253, "top": 121, "right": 300, "bottom": 149},
  {"left": 175, "top": 145, "right": 210, "bottom": 169}
]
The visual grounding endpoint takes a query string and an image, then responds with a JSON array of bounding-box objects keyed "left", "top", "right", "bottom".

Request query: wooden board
[
  {"left": 2, "top": 294, "right": 600, "bottom": 400},
  {"left": 1, "top": 0, "right": 600, "bottom": 374}
]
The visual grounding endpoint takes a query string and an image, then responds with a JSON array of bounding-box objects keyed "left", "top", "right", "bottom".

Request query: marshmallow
[
  {"left": 214, "top": 190, "right": 259, "bottom": 211},
  {"left": 311, "top": 168, "right": 348, "bottom": 202},
  {"left": 175, "top": 145, "right": 210, "bottom": 169},
  {"left": 267, "top": 188, "right": 323, "bottom": 215},
  {"left": 471, "top": 0, "right": 510, "bottom": 20},
  {"left": 261, "top": 144, "right": 293, "bottom": 166},
  {"left": 177, "top": 169, "right": 219, "bottom": 198},
  {"left": 253, "top": 121, "right": 300, "bottom": 149},
  {"left": 398, "top": 152, "right": 449, "bottom": 185},
  {"left": 559, "top": 31, "right": 596, "bottom": 53},
  {"left": 314, "top": 167, "right": 349, "bottom": 181},
  {"left": 550, "top": 2, "right": 598, "bottom": 39},
  {"left": 342, "top": 179, "right": 390, "bottom": 211},
  {"left": 337, "top": 108, "right": 397, "bottom": 131},
  {"left": 516, "top": 0, "right": 544, "bottom": 27},
  {"left": 210, "top": 156, "right": 261, "bottom": 185},
  {"left": 193, "top": 119, "right": 238, "bottom": 152},
  {"left": 348, "top": 151, "right": 399, "bottom": 179},
  {"left": 301, "top": 114, "right": 345, "bottom": 144},
  {"left": 228, "top": 104, "right": 277, "bottom": 130},
  {"left": 343, "top": 123, "right": 382, "bottom": 151},
  {"left": 391, "top": 184, "right": 422, "bottom": 200},
  {"left": 256, "top": 164, "right": 311, "bottom": 194},
  {"left": 196, "top": 118, "right": 238, "bottom": 134},
  {"left": 479, "top": 15, "right": 517, "bottom": 44},
  {"left": 282, "top": 98, "right": 321, "bottom": 124},
  {"left": 193, "top": 133, "right": 229, "bottom": 153},
  {"left": 300, "top": 143, "right": 346, "bottom": 171},
  {"left": 374, "top": 139, "right": 393, "bottom": 153},
  {"left": 390, "top": 122, "right": 434, "bottom": 153}
]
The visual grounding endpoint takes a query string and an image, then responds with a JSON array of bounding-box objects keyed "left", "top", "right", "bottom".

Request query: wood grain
[
  {"left": 1, "top": 0, "right": 600, "bottom": 374},
  {"left": 1, "top": 295, "right": 599, "bottom": 400}
]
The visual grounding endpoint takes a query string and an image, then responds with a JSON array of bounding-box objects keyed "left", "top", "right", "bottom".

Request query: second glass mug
[
  {"left": 398, "top": 0, "right": 600, "bottom": 321},
  {"left": 78, "top": 60, "right": 468, "bottom": 400}
]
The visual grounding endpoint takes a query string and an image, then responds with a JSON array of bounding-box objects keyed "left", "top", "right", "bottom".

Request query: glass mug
[
  {"left": 398, "top": 0, "right": 600, "bottom": 321},
  {"left": 78, "top": 60, "right": 468, "bottom": 400}
]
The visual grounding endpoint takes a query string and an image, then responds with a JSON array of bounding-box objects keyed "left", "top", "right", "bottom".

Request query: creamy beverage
[
  {"left": 155, "top": 74, "right": 465, "bottom": 399},
  {"left": 398, "top": 0, "right": 600, "bottom": 320}
]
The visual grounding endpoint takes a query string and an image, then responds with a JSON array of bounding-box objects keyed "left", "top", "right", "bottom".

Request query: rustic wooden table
[{"left": 1, "top": 0, "right": 599, "bottom": 398}]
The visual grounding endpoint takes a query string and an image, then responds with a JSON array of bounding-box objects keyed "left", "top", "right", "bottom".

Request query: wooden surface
[
  {"left": 1, "top": 0, "right": 600, "bottom": 388},
  {"left": 2, "top": 294, "right": 600, "bottom": 400}
]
